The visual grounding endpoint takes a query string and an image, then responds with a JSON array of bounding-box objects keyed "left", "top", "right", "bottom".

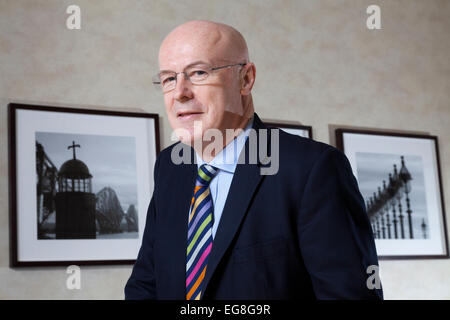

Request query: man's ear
[{"left": 240, "top": 63, "right": 256, "bottom": 96}]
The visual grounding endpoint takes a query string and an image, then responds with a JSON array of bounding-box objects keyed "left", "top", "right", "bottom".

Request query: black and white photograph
[
  {"left": 355, "top": 152, "right": 428, "bottom": 240},
  {"left": 9, "top": 103, "right": 160, "bottom": 266},
  {"left": 336, "top": 129, "right": 449, "bottom": 260},
  {"left": 36, "top": 132, "right": 139, "bottom": 240}
]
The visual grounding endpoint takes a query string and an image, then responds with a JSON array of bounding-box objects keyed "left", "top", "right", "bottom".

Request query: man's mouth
[{"left": 176, "top": 111, "right": 203, "bottom": 119}]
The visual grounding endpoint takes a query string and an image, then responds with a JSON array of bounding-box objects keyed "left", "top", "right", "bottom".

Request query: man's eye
[
  {"left": 161, "top": 77, "right": 176, "bottom": 85},
  {"left": 190, "top": 70, "right": 208, "bottom": 78}
]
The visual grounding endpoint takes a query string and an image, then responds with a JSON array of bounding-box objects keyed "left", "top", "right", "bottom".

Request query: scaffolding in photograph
[
  {"left": 366, "top": 156, "right": 427, "bottom": 240},
  {"left": 36, "top": 141, "right": 58, "bottom": 237}
]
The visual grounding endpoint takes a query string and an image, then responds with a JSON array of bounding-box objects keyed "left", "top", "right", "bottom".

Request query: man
[{"left": 125, "top": 20, "right": 383, "bottom": 300}]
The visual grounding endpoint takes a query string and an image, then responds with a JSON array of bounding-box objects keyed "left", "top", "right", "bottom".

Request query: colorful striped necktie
[{"left": 186, "top": 164, "right": 218, "bottom": 300}]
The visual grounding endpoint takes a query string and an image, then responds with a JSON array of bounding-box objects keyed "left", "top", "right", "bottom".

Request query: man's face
[{"left": 159, "top": 30, "right": 244, "bottom": 146}]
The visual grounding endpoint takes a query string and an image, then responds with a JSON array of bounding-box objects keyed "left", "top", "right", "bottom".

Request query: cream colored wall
[{"left": 1, "top": 0, "right": 449, "bottom": 299}]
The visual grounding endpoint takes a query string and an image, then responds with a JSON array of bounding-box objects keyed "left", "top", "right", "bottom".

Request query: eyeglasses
[{"left": 152, "top": 62, "right": 247, "bottom": 93}]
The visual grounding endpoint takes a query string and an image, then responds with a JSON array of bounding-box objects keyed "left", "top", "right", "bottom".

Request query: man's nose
[{"left": 173, "top": 72, "right": 193, "bottom": 101}]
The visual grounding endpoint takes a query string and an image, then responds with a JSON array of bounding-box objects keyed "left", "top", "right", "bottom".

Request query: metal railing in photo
[{"left": 366, "top": 156, "right": 427, "bottom": 240}]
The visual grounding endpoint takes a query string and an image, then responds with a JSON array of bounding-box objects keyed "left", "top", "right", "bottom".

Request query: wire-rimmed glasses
[{"left": 152, "top": 63, "right": 247, "bottom": 93}]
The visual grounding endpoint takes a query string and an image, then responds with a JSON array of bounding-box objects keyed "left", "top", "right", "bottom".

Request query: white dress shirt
[{"left": 194, "top": 116, "right": 254, "bottom": 239}]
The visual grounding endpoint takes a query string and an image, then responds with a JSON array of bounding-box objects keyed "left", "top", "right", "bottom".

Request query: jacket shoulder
[{"left": 277, "top": 129, "right": 341, "bottom": 164}]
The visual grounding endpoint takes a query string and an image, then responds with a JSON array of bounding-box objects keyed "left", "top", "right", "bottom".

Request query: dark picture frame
[
  {"left": 8, "top": 103, "right": 160, "bottom": 267},
  {"left": 264, "top": 121, "right": 313, "bottom": 139},
  {"left": 336, "top": 128, "right": 449, "bottom": 260}
]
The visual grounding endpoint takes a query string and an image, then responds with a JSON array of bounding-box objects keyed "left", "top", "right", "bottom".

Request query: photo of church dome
[{"left": 36, "top": 132, "right": 139, "bottom": 240}]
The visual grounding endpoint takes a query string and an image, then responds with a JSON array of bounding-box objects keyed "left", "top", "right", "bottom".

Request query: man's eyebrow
[{"left": 159, "top": 60, "right": 210, "bottom": 73}]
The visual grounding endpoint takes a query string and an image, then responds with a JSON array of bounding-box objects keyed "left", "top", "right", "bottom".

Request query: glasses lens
[
  {"left": 187, "top": 68, "right": 209, "bottom": 84},
  {"left": 153, "top": 65, "right": 220, "bottom": 93},
  {"left": 159, "top": 72, "right": 177, "bottom": 92}
]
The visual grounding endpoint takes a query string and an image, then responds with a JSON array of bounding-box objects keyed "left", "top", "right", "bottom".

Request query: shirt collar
[{"left": 196, "top": 115, "right": 254, "bottom": 173}]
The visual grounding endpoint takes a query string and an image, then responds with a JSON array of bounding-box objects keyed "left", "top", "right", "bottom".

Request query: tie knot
[{"left": 197, "top": 164, "right": 218, "bottom": 186}]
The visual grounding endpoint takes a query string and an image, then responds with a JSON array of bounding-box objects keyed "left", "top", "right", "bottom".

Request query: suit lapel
[{"left": 202, "top": 113, "right": 269, "bottom": 297}]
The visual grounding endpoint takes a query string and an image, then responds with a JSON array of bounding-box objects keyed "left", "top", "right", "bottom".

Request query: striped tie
[{"left": 186, "top": 164, "right": 218, "bottom": 300}]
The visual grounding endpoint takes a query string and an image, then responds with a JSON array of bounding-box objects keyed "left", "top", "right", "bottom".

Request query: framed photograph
[
  {"left": 336, "top": 129, "right": 448, "bottom": 260},
  {"left": 8, "top": 103, "right": 160, "bottom": 266},
  {"left": 264, "top": 121, "right": 313, "bottom": 139}
]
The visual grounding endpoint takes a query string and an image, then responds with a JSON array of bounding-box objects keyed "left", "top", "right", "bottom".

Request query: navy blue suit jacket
[{"left": 125, "top": 113, "right": 383, "bottom": 300}]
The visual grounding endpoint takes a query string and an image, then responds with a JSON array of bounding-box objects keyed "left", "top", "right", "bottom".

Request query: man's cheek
[{"left": 226, "top": 94, "right": 244, "bottom": 116}]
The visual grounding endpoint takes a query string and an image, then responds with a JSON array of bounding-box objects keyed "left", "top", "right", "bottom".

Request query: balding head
[{"left": 159, "top": 20, "right": 249, "bottom": 68}]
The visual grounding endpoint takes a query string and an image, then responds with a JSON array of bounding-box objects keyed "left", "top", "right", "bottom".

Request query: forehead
[
  {"left": 159, "top": 44, "right": 214, "bottom": 70},
  {"left": 159, "top": 27, "right": 231, "bottom": 71}
]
